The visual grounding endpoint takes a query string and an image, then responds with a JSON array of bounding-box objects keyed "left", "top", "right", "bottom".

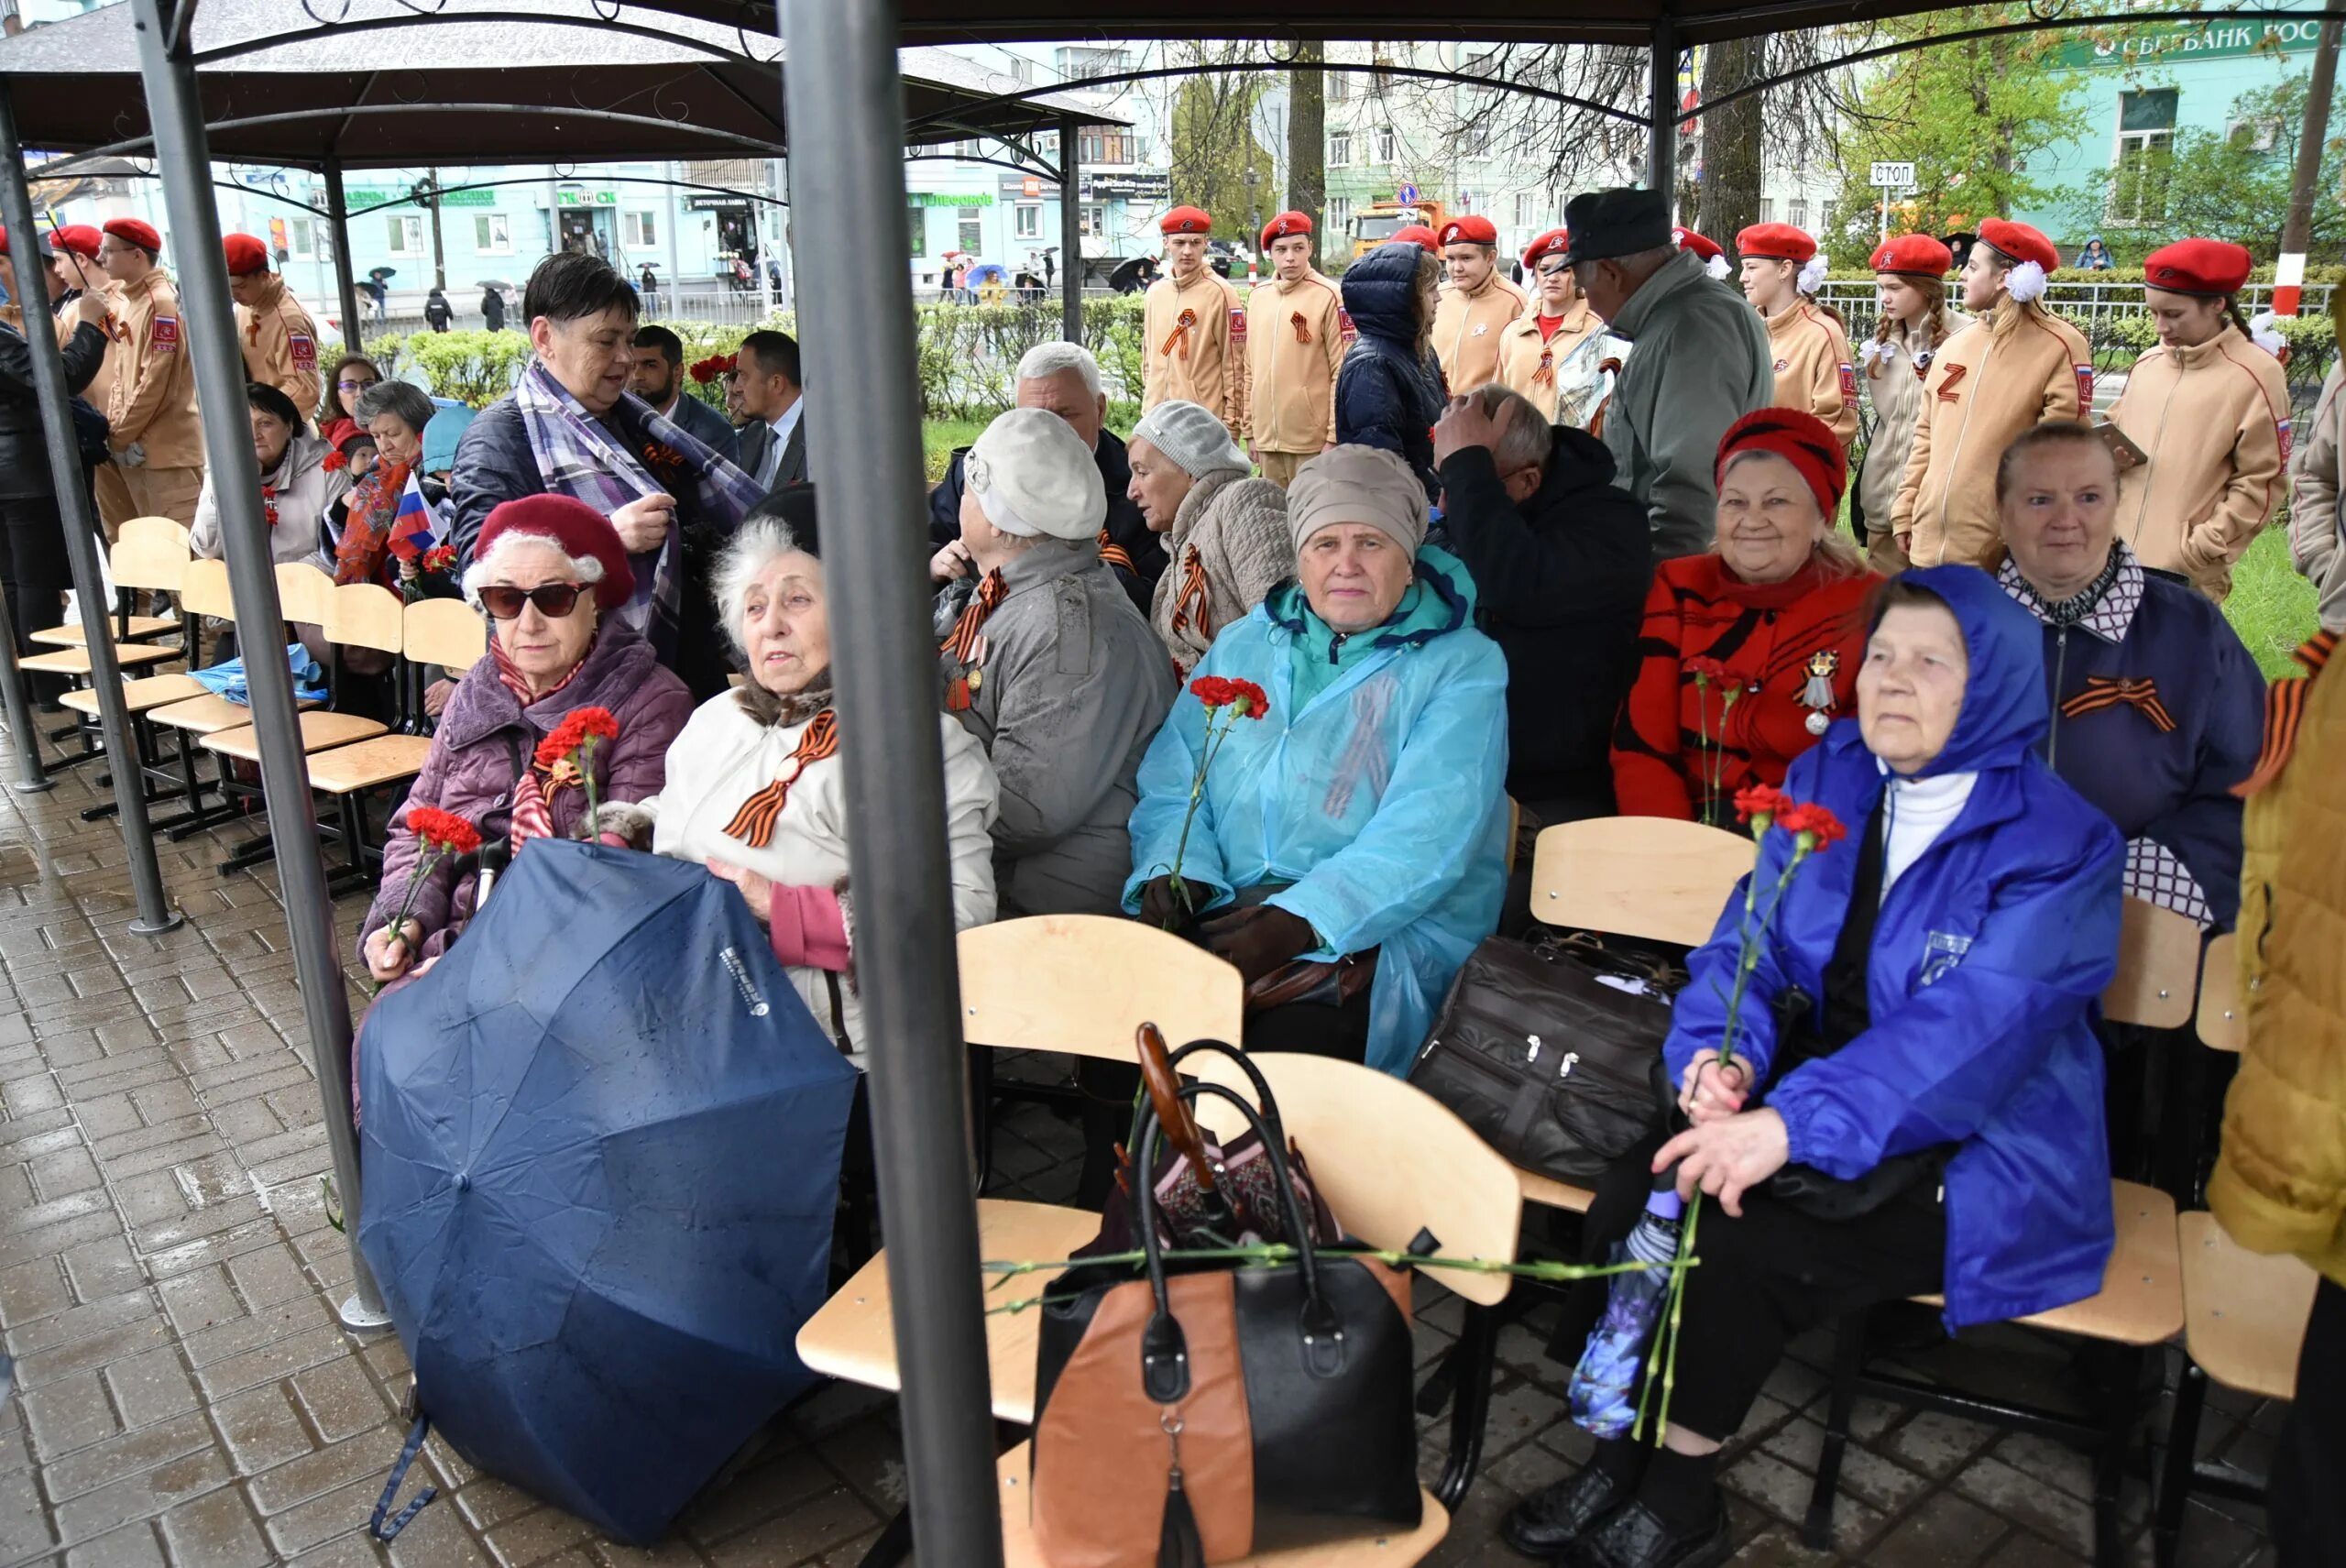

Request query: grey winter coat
[
  {"left": 937, "top": 537, "right": 1176, "bottom": 916},
  {"left": 1148, "top": 467, "right": 1290, "bottom": 674},
  {"left": 1601, "top": 248, "right": 1773, "bottom": 560}
]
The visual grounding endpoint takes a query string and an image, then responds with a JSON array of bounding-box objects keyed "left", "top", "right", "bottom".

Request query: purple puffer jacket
[{"left": 358, "top": 627, "right": 694, "bottom": 965}]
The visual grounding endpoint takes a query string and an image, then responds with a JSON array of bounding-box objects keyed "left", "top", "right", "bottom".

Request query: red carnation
[
  {"left": 404, "top": 805, "right": 482, "bottom": 856},
  {"left": 534, "top": 707, "right": 622, "bottom": 840},
  {"left": 1733, "top": 784, "right": 1791, "bottom": 825},
  {"left": 1224, "top": 678, "right": 1268, "bottom": 719},
  {"left": 321, "top": 448, "right": 348, "bottom": 472},
  {"left": 1189, "top": 674, "right": 1237, "bottom": 708},
  {"left": 1683, "top": 655, "right": 1732, "bottom": 685},
  {"left": 420, "top": 543, "right": 457, "bottom": 575},
  {"left": 1776, "top": 803, "right": 1848, "bottom": 850}
]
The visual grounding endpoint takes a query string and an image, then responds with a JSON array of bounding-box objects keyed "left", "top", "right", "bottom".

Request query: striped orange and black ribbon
[
  {"left": 2058, "top": 675, "right": 2176, "bottom": 734},
  {"left": 1159, "top": 307, "right": 1198, "bottom": 358},
  {"left": 1290, "top": 310, "right": 1312, "bottom": 345},
  {"left": 940, "top": 568, "right": 1006, "bottom": 662},
  {"left": 720, "top": 710, "right": 839, "bottom": 849},
  {"left": 1097, "top": 530, "right": 1135, "bottom": 576},
  {"left": 1168, "top": 544, "right": 1212, "bottom": 639},
  {"left": 2236, "top": 630, "right": 2339, "bottom": 798},
  {"left": 1532, "top": 349, "right": 1555, "bottom": 389}
]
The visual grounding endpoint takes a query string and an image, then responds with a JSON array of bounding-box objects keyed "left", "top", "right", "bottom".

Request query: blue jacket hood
[
  {"left": 1341, "top": 242, "right": 1425, "bottom": 345},
  {"left": 1894, "top": 565, "right": 2050, "bottom": 778}
]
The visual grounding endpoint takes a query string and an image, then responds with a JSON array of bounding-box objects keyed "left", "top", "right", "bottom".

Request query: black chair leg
[
  {"left": 1432, "top": 1299, "right": 1501, "bottom": 1509},
  {"left": 1803, "top": 1310, "right": 1868, "bottom": 1551},
  {"left": 2091, "top": 1345, "right": 2146, "bottom": 1568},
  {"left": 2153, "top": 1356, "right": 2206, "bottom": 1568},
  {"left": 855, "top": 1505, "right": 914, "bottom": 1568}
]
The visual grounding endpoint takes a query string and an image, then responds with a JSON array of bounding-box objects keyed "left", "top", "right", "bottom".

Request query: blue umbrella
[{"left": 356, "top": 841, "right": 859, "bottom": 1544}]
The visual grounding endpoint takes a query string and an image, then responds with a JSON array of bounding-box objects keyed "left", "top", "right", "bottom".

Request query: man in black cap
[{"left": 1564, "top": 188, "right": 1773, "bottom": 559}]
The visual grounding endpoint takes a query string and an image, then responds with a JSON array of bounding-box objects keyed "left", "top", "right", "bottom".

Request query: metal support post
[
  {"left": 321, "top": 159, "right": 364, "bottom": 354},
  {"left": 1058, "top": 111, "right": 1082, "bottom": 344},
  {"left": 1648, "top": 16, "right": 1678, "bottom": 206},
  {"left": 0, "top": 554, "right": 50, "bottom": 792},
  {"left": 777, "top": 3, "right": 1003, "bottom": 1562},
  {"left": 0, "top": 90, "right": 175, "bottom": 912},
  {"left": 127, "top": 0, "right": 388, "bottom": 1332}
]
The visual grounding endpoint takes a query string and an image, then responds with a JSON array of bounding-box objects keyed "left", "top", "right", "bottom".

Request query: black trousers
[
  {"left": 2270, "top": 1274, "right": 2346, "bottom": 1568},
  {"left": 0, "top": 489, "right": 72, "bottom": 698},
  {"left": 1548, "top": 1135, "right": 1948, "bottom": 1441}
]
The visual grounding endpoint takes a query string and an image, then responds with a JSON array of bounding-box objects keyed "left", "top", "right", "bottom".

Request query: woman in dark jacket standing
[
  {"left": 1336, "top": 241, "right": 1449, "bottom": 501},
  {"left": 0, "top": 231, "right": 110, "bottom": 701}
]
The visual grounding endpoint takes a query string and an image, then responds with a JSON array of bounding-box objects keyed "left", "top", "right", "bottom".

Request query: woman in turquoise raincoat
[{"left": 1125, "top": 444, "right": 1508, "bottom": 1072}]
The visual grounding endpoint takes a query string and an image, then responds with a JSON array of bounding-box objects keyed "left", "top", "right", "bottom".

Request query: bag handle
[{"left": 1135, "top": 1024, "right": 1215, "bottom": 1199}]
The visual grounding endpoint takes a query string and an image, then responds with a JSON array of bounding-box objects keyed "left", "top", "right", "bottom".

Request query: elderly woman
[
  {"left": 1335, "top": 240, "right": 1449, "bottom": 502},
  {"left": 1126, "top": 399, "right": 1290, "bottom": 674},
  {"left": 315, "top": 353, "right": 379, "bottom": 450},
  {"left": 359, "top": 496, "right": 693, "bottom": 985},
  {"left": 192, "top": 382, "right": 348, "bottom": 568},
  {"left": 1507, "top": 567, "right": 2123, "bottom": 1568},
  {"left": 1126, "top": 444, "right": 1508, "bottom": 1071},
  {"left": 328, "top": 378, "right": 444, "bottom": 588},
  {"left": 632, "top": 487, "right": 999, "bottom": 1056},
  {"left": 1613, "top": 410, "right": 1880, "bottom": 824}
]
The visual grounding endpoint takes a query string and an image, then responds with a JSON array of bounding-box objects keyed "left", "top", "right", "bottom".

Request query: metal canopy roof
[{"left": 0, "top": 0, "right": 1117, "bottom": 170}]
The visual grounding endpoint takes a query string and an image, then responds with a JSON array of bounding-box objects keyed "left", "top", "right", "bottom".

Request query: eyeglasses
[
  {"left": 477, "top": 584, "right": 586, "bottom": 620},
  {"left": 336, "top": 378, "right": 377, "bottom": 391}
]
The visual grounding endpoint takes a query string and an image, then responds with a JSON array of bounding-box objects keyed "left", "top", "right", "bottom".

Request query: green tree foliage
[
  {"left": 1167, "top": 45, "right": 1278, "bottom": 242},
  {"left": 2097, "top": 72, "right": 2346, "bottom": 261}
]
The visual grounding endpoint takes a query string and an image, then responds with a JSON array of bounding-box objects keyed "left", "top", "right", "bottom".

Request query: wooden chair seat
[
  {"left": 201, "top": 712, "right": 387, "bottom": 762},
  {"left": 19, "top": 641, "right": 181, "bottom": 675},
  {"left": 148, "top": 695, "right": 273, "bottom": 736},
  {"left": 304, "top": 734, "right": 433, "bottom": 795},
  {"left": 60, "top": 674, "right": 207, "bottom": 717},
  {"left": 993, "top": 1443, "right": 1448, "bottom": 1566},
  {"left": 2177, "top": 1212, "right": 2317, "bottom": 1401},
  {"left": 29, "top": 614, "right": 180, "bottom": 647},
  {"left": 795, "top": 1199, "right": 1099, "bottom": 1424},
  {"left": 1518, "top": 1169, "right": 1596, "bottom": 1214},
  {"left": 1909, "top": 1180, "right": 2182, "bottom": 1345},
  {"left": 2195, "top": 934, "right": 2245, "bottom": 1054}
]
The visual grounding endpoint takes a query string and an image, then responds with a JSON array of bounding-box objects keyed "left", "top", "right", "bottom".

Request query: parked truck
[{"left": 1349, "top": 200, "right": 1447, "bottom": 258}]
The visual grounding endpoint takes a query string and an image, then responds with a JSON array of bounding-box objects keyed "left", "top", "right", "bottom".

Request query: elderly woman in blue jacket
[
  {"left": 1124, "top": 444, "right": 1507, "bottom": 1071},
  {"left": 1507, "top": 565, "right": 2123, "bottom": 1568},
  {"left": 1335, "top": 242, "right": 1450, "bottom": 503}
]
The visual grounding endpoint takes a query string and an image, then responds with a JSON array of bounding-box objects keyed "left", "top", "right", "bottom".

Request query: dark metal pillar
[
  {"left": 1058, "top": 111, "right": 1082, "bottom": 344},
  {"left": 1649, "top": 16, "right": 1678, "bottom": 206},
  {"left": 0, "top": 556, "right": 49, "bottom": 792},
  {"left": 777, "top": 3, "right": 1003, "bottom": 1561},
  {"left": 321, "top": 159, "right": 364, "bottom": 354},
  {"left": 0, "top": 91, "right": 174, "bottom": 916},
  {"left": 128, "top": 0, "right": 387, "bottom": 1332}
]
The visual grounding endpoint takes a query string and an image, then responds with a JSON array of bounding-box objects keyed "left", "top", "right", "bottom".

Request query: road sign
[
  {"left": 1398, "top": 181, "right": 1420, "bottom": 203},
  {"left": 1869, "top": 162, "right": 1916, "bottom": 189}
]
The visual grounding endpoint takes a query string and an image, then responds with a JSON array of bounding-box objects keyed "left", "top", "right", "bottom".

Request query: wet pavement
[{"left": 0, "top": 715, "right": 2286, "bottom": 1568}]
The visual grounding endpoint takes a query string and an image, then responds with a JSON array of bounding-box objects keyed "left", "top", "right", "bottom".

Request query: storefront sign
[
  {"left": 1080, "top": 171, "right": 1170, "bottom": 202},
  {"left": 555, "top": 189, "right": 619, "bottom": 206},
  {"left": 2058, "top": 18, "right": 2329, "bottom": 69},
  {"left": 909, "top": 192, "right": 992, "bottom": 206},
  {"left": 344, "top": 187, "right": 494, "bottom": 208}
]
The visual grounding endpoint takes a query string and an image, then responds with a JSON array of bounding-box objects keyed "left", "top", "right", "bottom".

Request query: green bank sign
[{"left": 2058, "top": 16, "right": 2331, "bottom": 70}]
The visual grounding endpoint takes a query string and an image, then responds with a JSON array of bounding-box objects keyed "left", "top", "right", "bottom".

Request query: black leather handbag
[
  {"left": 1027, "top": 1043, "right": 1422, "bottom": 1567},
  {"left": 1409, "top": 933, "right": 1677, "bottom": 1184}
]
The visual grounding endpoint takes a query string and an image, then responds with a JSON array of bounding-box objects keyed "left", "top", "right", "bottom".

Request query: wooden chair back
[
  {"left": 111, "top": 518, "right": 190, "bottom": 594},
  {"left": 273, "top": 562, "right": 336, "bottom": 628},
  {"left": 404, "top": 598, "right": 487, "bottom": 673},
  {"left": 2101, "top": 897, "right": 2201, "bottom": 1030},
  {"left": 2195, "top": 933, "right": 2244, "bottom": 1054},
  {"left": 956, "top": 915, "right": 1244, "bottom": 1064},
  {"left": 1529, "top": 817, "right": 1755, "bottom": 947},
  {"left": 1186, "top": 1053, "right": 1525, "bottom": 1307},
  {"left": 177, "top": 558, "right": 236, "bottom": 621},
  {"left": 327, "top": 582, "right": 406, "bottom": 656}
]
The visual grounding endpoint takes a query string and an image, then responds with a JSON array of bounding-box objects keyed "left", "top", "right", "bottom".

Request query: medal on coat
[
  {"left": 1797, "top": 649, "right": 1840, "bottom": 736},
  {"left": 946, "top": 633, "right": 988, "bottom": 712}
]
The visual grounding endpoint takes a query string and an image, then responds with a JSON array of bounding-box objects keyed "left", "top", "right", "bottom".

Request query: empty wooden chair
[
  {"left": 300, "top": 584, "right": 440, "bottom": 883},
  {"left": 28, "top": 516, "right": 186, "bottom": 649}
]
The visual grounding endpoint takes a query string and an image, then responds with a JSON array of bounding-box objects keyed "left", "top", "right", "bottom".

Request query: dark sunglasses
[{"left": 478, "top": 583, "right": 586, "bottom": 620}]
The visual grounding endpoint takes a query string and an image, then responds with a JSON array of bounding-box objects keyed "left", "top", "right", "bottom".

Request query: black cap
[{"left": 1562, "top": 188, "right": 1672, "bottom": 266}]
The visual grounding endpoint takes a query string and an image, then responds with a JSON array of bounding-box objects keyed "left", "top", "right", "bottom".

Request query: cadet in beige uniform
[
  {"left": 94, "top": 218, "right": 203, "bottom": 536},
  {"left": 2105, "top": 238, "right": 2289, "bottom": 601},
  {"left": 1141, "top": 204, "right": 1246, "bottom": 440},
  {"left": 1738, "top": 223, "right": 1858, "bottom": 451},
  {"left": 225, "top": 232, "right": 323, "bottom": 415},
  {"left": 1496, "top": 228, "right": 1621, "bottom": 428},
  {"left": 1242, "top": 210, "right": 1349, "bottom": 488},
  {"left": 1430, "top": 214, "right": 1526, "bottom": 394}
]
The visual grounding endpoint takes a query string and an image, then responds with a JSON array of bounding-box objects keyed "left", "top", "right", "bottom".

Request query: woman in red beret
[
  {"left": 1856, "top": 235, "right": 1964, "bottom": 573},
  {"left": 360, "top": 495, "right": 693, "bottom": 986},
  {"left": 2103, "top": 237, "right": 2290, "bottom": 599},
  {"left": 1612, "top": 410, "right": 1880, "bottom": 823}
]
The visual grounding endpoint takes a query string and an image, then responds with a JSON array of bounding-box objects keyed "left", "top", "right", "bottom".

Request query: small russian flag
[{"left": 385, "top": 474, "right": 439, "bottom": 562}]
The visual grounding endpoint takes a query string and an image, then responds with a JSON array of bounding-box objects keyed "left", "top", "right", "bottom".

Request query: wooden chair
[
  {"left": 1805, "top": 897, "right": 2196, "bottom": 1568},
  {"left": 271, "top": 561, "right": 337, "bottom": 630},
  {"left": 2193, "top": 933, "right": 2243, "bottom": 1054},
  {"left": 400, "top": 598, "right": 487, "bottom": 731},
  {"left": 992, "top": 1052, "right": 1514, "bottom": 1565},
  {"left": 2152, "top": 1212, "right": 2319, "bottom": 1568},
  {"left": 28, "top": 516, "right": 186, "bottom": 649},
  {"left": 299, "top": 584, "right": 439, "bottom": 885}
]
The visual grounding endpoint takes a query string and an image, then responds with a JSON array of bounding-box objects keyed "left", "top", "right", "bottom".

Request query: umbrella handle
[{"left": 1135, "top": 1022, "right": 1215, "bottom": 1195}]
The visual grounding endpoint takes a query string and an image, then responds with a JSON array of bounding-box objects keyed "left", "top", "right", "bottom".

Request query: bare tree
[
  {"left": 1164, "top": 41, "right": 1277, "bottom": 239},
  {"left": 1288, "top": 40, "right": 1327, "bottom": 235}
]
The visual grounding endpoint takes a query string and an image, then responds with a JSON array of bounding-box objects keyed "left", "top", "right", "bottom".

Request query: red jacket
[{"left": 1610, "top": 552, "right": 1879, "bottom": 822}]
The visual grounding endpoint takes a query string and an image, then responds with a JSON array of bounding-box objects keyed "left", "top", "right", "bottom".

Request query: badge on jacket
[
  {"left": 1228, "top": 305, "right": 1246, "bottom": 340},
  {"left": 290, "top": 331, "right": 316, "bottom": 369},
  {"left": 2277, "top": 417, "right": 2294, "bottom": 466},
  {"left": 2073, "top": 364, "right": 2095, "bottom": 406},
  {"left": 1837, "top": 362, "right": 1858, "bottom": 400},
  {"left": 1935, "top": 363, "right": 1968, "bottom": 403},
  {"left": 1337, "top": 306, "right": 1356, "bottom": 339},
  {"left": 1919, "top": 931, "right": 1974, "bottom": 987},
  {"left": 1473, "top": 323, "right": 1489, "bottom": 336},
  {"left": 151, "top": 316, "right": 181, "bottom": 352}
]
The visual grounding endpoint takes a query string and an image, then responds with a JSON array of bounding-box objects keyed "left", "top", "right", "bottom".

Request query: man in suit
[
  {"left": 628, "top": 324, "right": 740, "bottom": 466},
  {"left": 733, "top": 329, "right": 807, "bottom": 491}
]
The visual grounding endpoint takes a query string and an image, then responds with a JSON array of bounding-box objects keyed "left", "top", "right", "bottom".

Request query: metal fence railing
[{"left": 1814, "top": 280, "right": 2334, "bottom": 331}]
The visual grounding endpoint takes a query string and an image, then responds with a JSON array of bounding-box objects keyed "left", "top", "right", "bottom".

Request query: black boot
[
  {"left": 1569, "top": 1488, "right": 1730, "bottom": 1568},
  {"left": 1501, "top": 1440, "right": 1643, "bottom": 1561}
]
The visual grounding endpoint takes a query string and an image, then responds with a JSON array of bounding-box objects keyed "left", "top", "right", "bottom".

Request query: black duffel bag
[{"left": 1409, "top": 933, "right": 1676, "bottom": 1185}]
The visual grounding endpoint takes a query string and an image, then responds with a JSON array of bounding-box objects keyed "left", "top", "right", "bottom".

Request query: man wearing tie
[{"left": 733, "top": 329, "right": 806, "bottom": 491}]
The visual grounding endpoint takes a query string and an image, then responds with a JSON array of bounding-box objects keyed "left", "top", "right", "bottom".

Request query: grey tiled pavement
[{"left": 0, "top": 714, "right": 2287, "bottom": 1567}]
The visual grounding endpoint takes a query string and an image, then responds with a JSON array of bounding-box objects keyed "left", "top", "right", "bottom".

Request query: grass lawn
[
  {"left": 2223, "top": 527, "right": 2322, "bottom": 679},
  {"left": 923, "top": 418, "right": 986, "bottom": 482}
]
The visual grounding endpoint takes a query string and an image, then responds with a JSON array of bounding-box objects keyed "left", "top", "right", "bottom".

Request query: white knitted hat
[
  {"left": 966, "top": 406, "right": 1107, "bottom": 541},
  {"left": 1130, "top": 399, "right": 1248, "bottom": 481}
]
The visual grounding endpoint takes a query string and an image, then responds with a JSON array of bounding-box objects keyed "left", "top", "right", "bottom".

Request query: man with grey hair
[
  {"left": 1433, "top": 382, "right": 1650, "bottom": 825},
  {"left": 926, "top": 339, "right": 1160, "bottom": 609},
  {"left": 1564, "top": 186, "right": 1772, "bottom": 560}
]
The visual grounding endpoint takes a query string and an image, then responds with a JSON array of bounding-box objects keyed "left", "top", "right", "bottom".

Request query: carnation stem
[{"left": 579, "top": 735, "right": 601, "bottom": 842}]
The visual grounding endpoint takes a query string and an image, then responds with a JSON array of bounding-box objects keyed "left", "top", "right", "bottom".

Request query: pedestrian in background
[
  {"left": 480, "top": 282, "right": 507, "bottom": 333},
  {"left": 423, "top": 287, "right": 453, "bottom": 334}
]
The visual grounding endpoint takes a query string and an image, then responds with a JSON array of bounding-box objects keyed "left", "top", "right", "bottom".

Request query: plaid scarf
[{"left": 512, "top": 359, "right": 763, "bottom": 659}]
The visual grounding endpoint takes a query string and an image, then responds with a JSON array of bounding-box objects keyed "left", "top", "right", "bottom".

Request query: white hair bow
[{"left": 2004, "top": 260, "right": 2049, "bottom": 305}]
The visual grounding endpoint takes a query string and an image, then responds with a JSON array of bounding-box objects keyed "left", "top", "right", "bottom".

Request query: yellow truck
[{"left": 1350, "top": 200, "right": 1447, "bottom": 258}]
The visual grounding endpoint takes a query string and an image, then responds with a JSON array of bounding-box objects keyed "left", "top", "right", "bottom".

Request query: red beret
[
  {"left": 102, "top": 217, "right": 161, "bottom": 256},
  {"left": 1977, "top": 218, "right": 2058, "bottom": 275},
  {"left": 1160, "top": 205, "right": 1212, "bottom": 236},
  {"left": 52, "top": 225, "right": 101, "bottom": 260},
  {"left": 222, "top": 233, "right": 269, "bottom": 275},
  {"left": 1259, "top": 210, "right": 1312, "bottom": 249},
  {"left": 1737, "top": 223, "right": 1816, "bottom": 265},
  {"left": 1388, "top": 225, "right": 1441, "bottom": 249},
  {"left": 473, "top": 495, "right": 636, "bottom": 615},
  {"left": 0, "top": 227, "right": 48, "bottom": 259},
  {"left": 1869, "top": 234, "right": 1953, "bottom": 278},
  {"left": 1438, "top": 215, "right": 1498, "bottom": 247},
  {"left": 1716, "top": 408, "right": 1848, "bottom": 521},
  {"left": 1671, "top": 226, "right": 1723, "bottom": 261},
  {"left": 1521, "top": 228, "right": 1571, "bottom": 269},
  {"left": 2143, "top": 238, "right": 2253, "bottom": 298}
]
